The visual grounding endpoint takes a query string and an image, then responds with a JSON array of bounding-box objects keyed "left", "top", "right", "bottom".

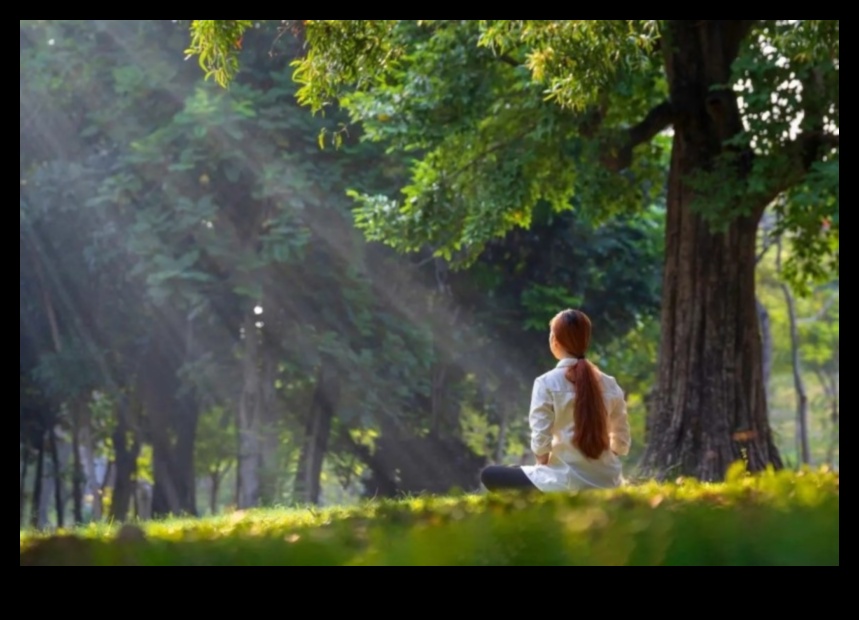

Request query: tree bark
[
  {"left": 430, "top": 362, "right": 447, "bottom": 437},
  {"left": 80, "top": 421, "right": 102, "bottom": 520},
  {"left": 817, "top": 371, "right": 838, "bottom": 466},
  {"left": 20, "top": 444, "right": 30, "bottom": 527},
  {"left": 71, "top": 400, "right": 85, "bottom": 524},
  {"left": 334, "top": 430, "right": 399, "bottom": 499},
  {"left": 110, "top": 396, "right": 140, "bottom": 522},
  {"left": 259, "top": 337, "right": 279, "bottom": 505},
  {"left": 30, "top": 431, "right": 45, "bottom": 529},
  {"left": 210, "top": 471, "right": 221, "bottom": 515},
  {"left": 141, "top": 319, "right": 199, "bottom": 518},
  {"left": 294, "top": 363, "right": 339, "bottom": 505},
  {"left": 756, "top": 297, "right": 773, "bottom": 404},
  {"left": 173, "top": 402, "right": 199, "bottom": 514},
  {"left": 775, "top": 236, "right": 811, "bottom": 467},
  {"left": 780, "top": 280, "right": 810, "bottom": 465},
  {"left": 48, "top": 425, "right": 64, "bottom": 529},
  {"left": 237, "top": 311, "right": 263, "bottom": 508},
  {"left": 100, "top": 460, "right": 113, "bottom": 516},
  {"left": 151, "top": 434, "right": 182, "bottom": 516},
  {"left": 641, "top": 21, "right": 782, "bottom": 481}
]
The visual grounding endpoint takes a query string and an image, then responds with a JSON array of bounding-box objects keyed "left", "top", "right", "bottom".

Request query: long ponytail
[
  {"left": 552, "top": 309, "right": 609, "bottom": 459},
  {"left": 565, "top": 360, "right": 610, "bottom": 459}
]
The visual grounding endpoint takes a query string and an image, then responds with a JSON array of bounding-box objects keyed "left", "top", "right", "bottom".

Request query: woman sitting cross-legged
[{"left": 480, "top": 309, "right": 631, "bottom": 493}]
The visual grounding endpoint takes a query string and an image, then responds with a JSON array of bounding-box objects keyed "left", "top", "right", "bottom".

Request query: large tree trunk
[
  {"left": 641, "top": 21, "right": 782, "bottom": 481},
  {"left": 294, "top": 364, "right": 339, "bottom": 505}
]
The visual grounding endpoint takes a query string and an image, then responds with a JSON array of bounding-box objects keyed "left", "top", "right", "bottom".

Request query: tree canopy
[{"left": 185, "top": 20, "right": 838, "bottom": 481}]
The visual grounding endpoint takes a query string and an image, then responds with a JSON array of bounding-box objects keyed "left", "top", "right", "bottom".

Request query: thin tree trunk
[
  {"left": 100, "top": 460, "right": 113, "bottom": 516},
  {"left": 30, "top": 431, "right": 45, "bottom": 529},
  {"left": 150, "top": 434, "right": 182, "bottom": 516},
  {"left": 210, "top": 471, "right": 221, "bottom": 515},
  {"left": 294, "top": 363, "right": 339, "bottom": 505},
  {"left": 71, "top": 406, "right": 84, "bottom": 524},
  {"left": 642, "top": 20, "right": 782, "bottom": 481},
  {"left": 20, "top": 445, "right": 30, "bottom": 527},
  {"left": 815, "top": 370, "right": 838, "bottom": 466},
  {"left": 259, "top": 337, "right": 279, "bottom": 506},
  {"left": 173, "top": 402, "right": 200, "bottom": 515},
  {"left": 756, "top": 297, "right": 773, "bottom": 404},
  {"left": 142, "top": 320, "right": 198, "bottom": 518},
  {"left": 80, "top": 421, "right": 102, "bottom": 520},
  {"left": 827, "top": 373, "right": 838, "bottom": 466},
  {"left": 48, "top": 424, "right": 64, "bottom": 529},
  {"left": 781, "top": 281, "right": 810, "bottom": 465},
  {"left": 111, "top": 397, "right": 140, "bottom": 521},
  {"left": 132, "top": 479, "right": 139, "bottom": 518},
  {"left": 777, "top": 243, "right": 810, "bottom": 466},
  {"left": 237, "top": 311, "right": 262, "bottom": 508}
]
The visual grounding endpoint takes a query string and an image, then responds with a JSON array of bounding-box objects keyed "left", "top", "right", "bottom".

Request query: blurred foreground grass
[{"left": 20, "top": 465, "right": 838, "bottom": 566}]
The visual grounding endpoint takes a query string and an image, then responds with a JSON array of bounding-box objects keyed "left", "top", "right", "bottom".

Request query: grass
[{"left": 20, "top": 464, "right": 838, "bottom": 566}]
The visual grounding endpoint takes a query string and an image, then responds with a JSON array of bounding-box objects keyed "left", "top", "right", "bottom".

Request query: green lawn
[{"left": 20, "top": 465, "right": 838, "bottom": 566}]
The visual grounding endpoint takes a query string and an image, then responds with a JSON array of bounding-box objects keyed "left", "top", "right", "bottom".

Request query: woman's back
[
  {"left": 479, "top": 309, "right": 631, "bottom": 494},
  {"left": 523, "top": 358, "right": 630, "bottom": 491}
]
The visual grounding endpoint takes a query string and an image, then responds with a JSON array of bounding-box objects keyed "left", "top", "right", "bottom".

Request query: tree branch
[
  {"left": 599, "top": 100, "right": 675, "bottom": 172},
  {"left": 755, "top": 130, "right": 839, "bottom": 209},
  {"left": 756, "top": 230, "right": 777, "bottom": 264},
  {"left": 797, "top": 293, "right": 838, "bottom": 325}
]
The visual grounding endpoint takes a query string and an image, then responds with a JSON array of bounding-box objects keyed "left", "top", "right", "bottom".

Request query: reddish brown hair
[{"left": 550, "top": 309, "right": 609, "bottom": 459}]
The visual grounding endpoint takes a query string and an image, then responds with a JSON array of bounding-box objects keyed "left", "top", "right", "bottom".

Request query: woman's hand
[{"left": 536, "top": 453, "right": 549, "bottom": 465}]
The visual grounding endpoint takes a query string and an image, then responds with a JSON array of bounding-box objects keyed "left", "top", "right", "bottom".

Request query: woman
[{"left": 480, "top": 309, "right": 631, "bottom": 492}]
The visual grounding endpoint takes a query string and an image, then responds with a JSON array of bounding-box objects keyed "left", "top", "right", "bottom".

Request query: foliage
[
  {"left": 186, "top": 19, "right": 838, "bottom": 291},
  {"left": 185, "top": 20, "right": 254, "bottom": 87},
  {"left": 20, "top": 467, "right": 838, "bottom": 565},
  {"left": 755, "top": 228, "right": 839, "bottom": 464},
  {"left": 194, "top": 406, "right": 237, "bottom": 480}
]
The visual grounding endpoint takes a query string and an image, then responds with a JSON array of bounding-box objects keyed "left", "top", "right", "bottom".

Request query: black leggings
[{"left": 480, "top": 465, "right": 538, "bottom": 492}]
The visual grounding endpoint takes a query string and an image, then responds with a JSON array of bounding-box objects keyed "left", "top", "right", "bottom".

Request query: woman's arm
[
  {"left": 608, "top": 386, "right": 631, "bottom": 457},
  {"left": 529, "top": 377, "right": 554, "bottom": 463}
]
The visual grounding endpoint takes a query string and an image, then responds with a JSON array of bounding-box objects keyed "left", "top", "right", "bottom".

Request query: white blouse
[{"left": 520, "top": 357, "right": 631, "bottom": 492}]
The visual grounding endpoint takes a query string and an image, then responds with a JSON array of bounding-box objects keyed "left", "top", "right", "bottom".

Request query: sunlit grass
[{"left": 20, "top": 465, "right": 838, "bottom": 565}]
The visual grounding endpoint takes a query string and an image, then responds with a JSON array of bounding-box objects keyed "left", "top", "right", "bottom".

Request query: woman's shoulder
[
  {"left": 596, "top": 370, "right": 624, "bottom": 397},
  {"left": 535, "top": 367, "right": 569, "bottom": 390},
  {"left": 534, "top": 365, "right": 624, "bottom": 396}
]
